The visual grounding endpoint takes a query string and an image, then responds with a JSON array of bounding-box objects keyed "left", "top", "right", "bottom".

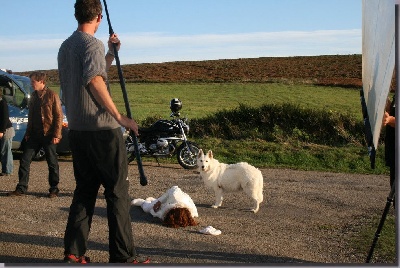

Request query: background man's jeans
[{"left": 1, "top": 137, "right": 13, "bottom": 174}]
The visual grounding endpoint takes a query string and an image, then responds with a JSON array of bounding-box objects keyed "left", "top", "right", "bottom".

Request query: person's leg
[
  {"left": 0, "top": 137, "right": 7, "bottom": 173},
  {"left": 16, "top": 138, "right": 39, "bottom": 193},
  {"left": 91, "top": 129, "right": 136, "bottom": 263},
  {"left": 43, "top": 136, "right": 60, "bottom": 193},
  {"left": 64, "top": 131, "right": 101, "bottom": 258},
  {"left": 4, "top": 137, "right": 13, "bottom": 174}
]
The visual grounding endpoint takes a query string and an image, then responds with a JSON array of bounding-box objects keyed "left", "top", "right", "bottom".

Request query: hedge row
[{"left": 187, "top": 103, "right": 366, "bottom": 146}]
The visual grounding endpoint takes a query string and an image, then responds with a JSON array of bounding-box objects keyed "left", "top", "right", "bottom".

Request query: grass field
[{"left": 107, "top": 82, "right": 363, "bottom": 121}]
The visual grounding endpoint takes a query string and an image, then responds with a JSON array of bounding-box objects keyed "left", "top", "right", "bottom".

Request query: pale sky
[{"left": 0, "top": 0, "right": 361, "bottom": 72}]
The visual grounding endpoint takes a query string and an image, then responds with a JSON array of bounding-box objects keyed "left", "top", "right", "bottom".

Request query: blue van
[{"left": 0, "top": 69, "right": 70, "bottom": 160}]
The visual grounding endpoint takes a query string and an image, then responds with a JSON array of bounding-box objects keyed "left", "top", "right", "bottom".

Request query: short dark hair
[
  {"left": 29, "top": 71, "right": 47, "bottom": 83},
  {"left": 74, "top": 0, "right": 102, "bottom": 24}
]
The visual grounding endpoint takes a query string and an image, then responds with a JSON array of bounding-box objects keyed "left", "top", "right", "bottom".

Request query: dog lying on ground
[
  {"left": 132, "top": 186, "right": 198, "bottom": 228},
  {"left": 197, "top": 149, "right": 264, "bottom": 213}
]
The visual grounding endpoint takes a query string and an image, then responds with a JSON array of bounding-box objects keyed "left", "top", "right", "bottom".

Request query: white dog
[{"left": 197, "top": 149, "right": 264, "bottom": 213}]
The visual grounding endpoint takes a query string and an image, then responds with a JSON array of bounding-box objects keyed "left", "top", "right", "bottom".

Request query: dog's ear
[
  {"left": 207, "top": 150, "right": 213, "bottom": 159},
  {"left": 197, "top": 149, "right": 203, "bottom": 158}
]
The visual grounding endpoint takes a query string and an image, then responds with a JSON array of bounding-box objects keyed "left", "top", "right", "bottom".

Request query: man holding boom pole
[{"left": 57, "top": 0, "right": 149, "bottom": 264}]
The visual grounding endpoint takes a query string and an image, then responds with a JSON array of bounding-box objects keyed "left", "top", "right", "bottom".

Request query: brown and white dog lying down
[{"left": 132, "top": 186, "right": 198, "bottom": 228}]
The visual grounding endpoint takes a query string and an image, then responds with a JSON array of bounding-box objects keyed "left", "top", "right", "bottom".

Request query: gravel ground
[{"left": 0, "top": 157, "right": 395, "bottom": 264}]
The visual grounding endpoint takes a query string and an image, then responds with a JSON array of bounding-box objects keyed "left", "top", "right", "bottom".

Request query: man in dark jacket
[{"left": 8, "top": 71, "right": 63, "bottom": 198}]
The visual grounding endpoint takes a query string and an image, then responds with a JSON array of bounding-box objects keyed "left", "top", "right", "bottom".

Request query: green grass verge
[{"left": 157, "top": 137, "right": 387, "bottom": 175}]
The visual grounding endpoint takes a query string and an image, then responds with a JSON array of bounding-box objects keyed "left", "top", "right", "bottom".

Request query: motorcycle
[{"left": 125, "top": 98, "right": 200, "bottom": 169}]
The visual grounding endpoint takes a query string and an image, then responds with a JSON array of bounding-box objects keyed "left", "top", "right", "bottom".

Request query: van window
[
  {"left": 0, "top": 74, "right": 31, "bottom": 108},
  {"left": 1, "top": 81, "right": 14, "bottom": 104},
  {"left": 12, "top": 80, "right": 28, "bottom": 107}
]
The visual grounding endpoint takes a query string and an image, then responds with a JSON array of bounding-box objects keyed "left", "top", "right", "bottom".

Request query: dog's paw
[
  {"left": 250, "top": 208, "right": 259, "bottom": 213},
  {"left": 244, "top": 208, "right": 259, "bottom": 213}
]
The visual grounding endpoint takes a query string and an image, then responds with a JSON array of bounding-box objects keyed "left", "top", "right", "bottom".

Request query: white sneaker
[{"left": 199, "top": 226, "right": 221, "bottom": 235}]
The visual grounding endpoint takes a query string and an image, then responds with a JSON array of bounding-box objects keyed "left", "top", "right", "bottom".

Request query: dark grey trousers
[
  {"left": 17, "top": 134, "right": 59, "bottom": 193},
  {"left": 64, "top": 128, "right": 137, "bottom": 263}
]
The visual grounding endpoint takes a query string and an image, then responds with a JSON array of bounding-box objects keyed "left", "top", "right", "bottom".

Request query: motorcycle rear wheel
[{"left": 177, "top": 141, "right": 200, "bottom": 169}]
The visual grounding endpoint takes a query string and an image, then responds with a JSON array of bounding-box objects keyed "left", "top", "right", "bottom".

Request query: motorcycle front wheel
[{"left": 177, "top": 141, "right": 200, "bottom": 169}]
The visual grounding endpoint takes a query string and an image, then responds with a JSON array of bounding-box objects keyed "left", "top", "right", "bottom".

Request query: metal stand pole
[
  {"left": 102, "top": 0, "right": 148, "bottom": 186},
  {"left": 366, "top": 183, "right": 395, "bottom": 263}
]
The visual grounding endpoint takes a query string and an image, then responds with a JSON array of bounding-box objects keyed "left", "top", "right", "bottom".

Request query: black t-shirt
[{"left": 31, "top": 92, "right": 44, "bottom": 135}]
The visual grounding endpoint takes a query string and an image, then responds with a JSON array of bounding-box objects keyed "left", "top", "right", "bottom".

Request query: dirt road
[{"left": 0, "top": 158, "right": 394, "bottom": 264}]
